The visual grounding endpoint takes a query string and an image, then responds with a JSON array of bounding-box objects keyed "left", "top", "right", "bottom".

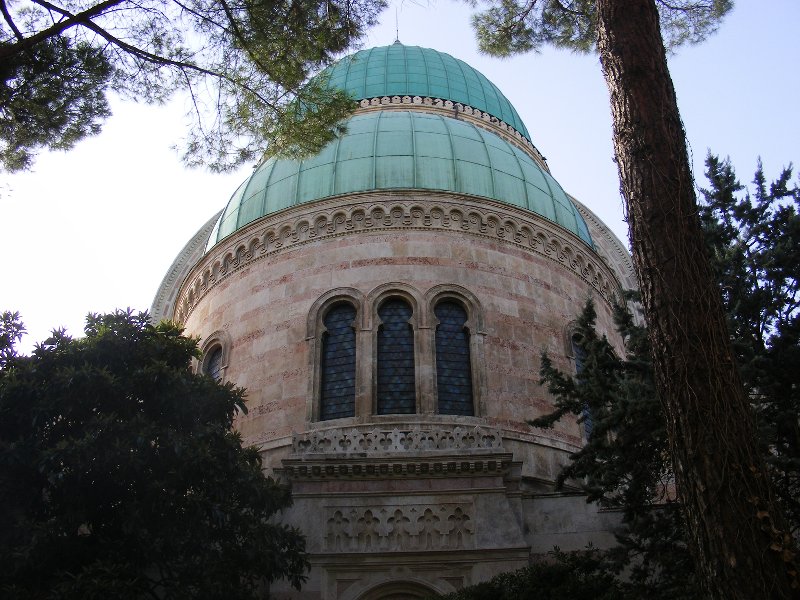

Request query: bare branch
[
  {"left": 0, "top": 0, "right": 25, "bottom": 43},
  {"left": 169, "top": 0, "right": 231, "bottom": 35},
  {"left": 0, "top": 0, "right": 125, "bottom": 62},
  {"left": 25, "top": 0, "right": 276, "bottom": 107}
]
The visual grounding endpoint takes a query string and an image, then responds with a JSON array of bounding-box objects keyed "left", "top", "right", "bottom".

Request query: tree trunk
[{"left": 594, "top": 0, "right": 798, "bottom": 597}]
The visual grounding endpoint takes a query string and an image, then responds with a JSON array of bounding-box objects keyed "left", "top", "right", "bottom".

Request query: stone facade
[
  {"left": 162, "top": 195, "right": 627, "bottom": 598},
  {"left": 154, "top": 43, "right": 633, "bottom": 600}
]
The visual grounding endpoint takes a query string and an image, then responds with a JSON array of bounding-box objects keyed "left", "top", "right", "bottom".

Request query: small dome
[
  {"left": 208, "top": 111, "right": 592, "bottom": 248},
  {"left": 322, "top": 43, "right": 531, "bottom": 141}
]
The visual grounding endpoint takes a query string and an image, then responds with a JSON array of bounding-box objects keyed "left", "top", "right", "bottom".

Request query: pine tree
[
  {"left": 0, "top": 0, "right": 386, "bottom": 172},
  {"left": 469, "top": 2, "right": 797, "bottom": 594},
  {"left": 532, "top": 156, "right": 800, "bottom": 598},
  {"left": 537, "top": 297, "right": 699, "bottom": 599},
  {"left": 699, "top": 156, "right": 800, "bottom": 536}
]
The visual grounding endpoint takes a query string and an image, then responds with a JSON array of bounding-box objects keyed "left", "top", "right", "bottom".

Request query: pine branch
[{"left": 0, "top": 0, "right": 125, "bottom": 62}]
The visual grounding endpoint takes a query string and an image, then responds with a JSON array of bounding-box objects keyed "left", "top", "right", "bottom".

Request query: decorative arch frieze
[
  {"left": 322, "top": 503, "right": 475, "bottom": 553},
  {"left": 173, "top": 194, "right": 623, "bottom": 325}
]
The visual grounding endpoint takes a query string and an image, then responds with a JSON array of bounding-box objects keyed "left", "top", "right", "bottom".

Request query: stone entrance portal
[{"left": 357, "top": 581, "right": 439, "bottom": 600}]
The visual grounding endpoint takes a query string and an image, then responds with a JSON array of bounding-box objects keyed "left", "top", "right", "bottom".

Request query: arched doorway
[{"left": 357, "top": 580, "right": 440, "bottom": 600}]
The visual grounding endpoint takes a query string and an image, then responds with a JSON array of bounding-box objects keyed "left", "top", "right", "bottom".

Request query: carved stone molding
[
  {"left": 150, "top": 210, "right": 221, "bottom": 323},
  {"left": 174, "top": 193, "right": 623, "bottom": 323},
  {"left": 569, "top": 195, "right": 637, "bottom": 291},
  {"left": 292, "top": 425, "right": 503, "bottom": 456},
  {"left": 354, "top": 95, "right": 548, "bottom": 169},
  {"left": 324, "top": 503, "right": 474, "bottom": 552},
  {"left": 280, "top": 455, "right": 513, "bottom": 480}
]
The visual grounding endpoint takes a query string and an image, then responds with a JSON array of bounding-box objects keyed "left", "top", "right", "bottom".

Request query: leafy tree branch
[
  {"left": 0, "top": 309, "right": 310, "bottom": 598},
  {"left": 0, "top": 0, "right": 386, "bottom": 171}
]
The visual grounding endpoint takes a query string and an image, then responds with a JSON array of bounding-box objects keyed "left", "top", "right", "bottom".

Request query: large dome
[
  {"left": 204, "top": 43, "right": 595, "bottom": 250},
  {"left": 322, "top": 42, "right": 531, "bottom": 141},
  {"left": 208, "top": 111, "right": 592, "bottom": 248}
]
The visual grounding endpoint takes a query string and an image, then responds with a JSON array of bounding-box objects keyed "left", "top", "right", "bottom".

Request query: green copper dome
[
  {"left": 322, "top": 43, "right": 531, "bottom": 141},
  {"left": 208, "top": 111, "right": 592, "bottom": 248}
]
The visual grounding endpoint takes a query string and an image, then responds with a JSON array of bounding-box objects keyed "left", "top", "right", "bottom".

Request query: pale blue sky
[{"left": 3, "top": 1, "right": 798, "bottom": 351}]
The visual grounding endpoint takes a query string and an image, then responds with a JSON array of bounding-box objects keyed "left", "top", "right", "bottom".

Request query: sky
[{"left": 3, "top": 0, "right": 798, "bottom": 353}]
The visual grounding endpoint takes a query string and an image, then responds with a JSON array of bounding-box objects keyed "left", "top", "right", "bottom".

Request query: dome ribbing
[
  {"left": 208, "top": 111, "right": 592, "bottom": 248},
  {"left": 322, "top": 43, "right": 531, "bottom": 141}
]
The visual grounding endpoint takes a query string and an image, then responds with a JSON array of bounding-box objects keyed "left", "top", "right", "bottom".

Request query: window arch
[
  {"left": 434, "top": 300, "right": 473, "bottom": 415},
  {"left": 320, "top": 302, "right": 357, "bottom": 420},
  {"left": 570, "top": 330, "right": 593, "bottom": 439},
  {"left": 309, "top": 284, "right": 483, "bottom": 421},
  {"left": 307, "top": 288, "right": 365, "bottom": 422},
  {"left": 425, "top": 284, "right": 484, "bottom": 416},
  {"left": 200, "top": 330, "right": 231, "bottom": 383},
  {"left": 205, "top": 346, "right": 224, "bottom": 381},
  {"left": 376, "top": 298, "right": 416, "bottom": 415}
]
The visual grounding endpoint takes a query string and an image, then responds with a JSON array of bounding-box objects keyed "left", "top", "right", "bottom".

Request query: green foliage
[
  {"left": 557, "top": 157, "right": 797, "bottom": 597},
  {"left": 699, "top": 155, "right": 800, "bottom": 534},
  {"left": 0, "top": 310, "right": 308, "bottom": 599},
  {"left": 535, "top": 297, "right": 699, "bottom": 599},
  {"left": 438, "top": 547, "right": 623, "bottom": 600},
  {"left": 472, "top": 0, "right": 596, "bottom": 56},
  {"left": 0, "top": 0, "right": 387, "bottom": 172},
  {"left": 470, "top": 0, "right": 732, "bottom": 56},
  {"left": 447, "top": 155, "right": 799, "bottom": 600},
  {"left": 533, "top": 297, "right": 665, "bottom": 512},
  {"left": 0, "top": 311, "right": 25, "bottom": 369},
  {"left": 0, "top": 36, "right": 112, "bottom": 171}
]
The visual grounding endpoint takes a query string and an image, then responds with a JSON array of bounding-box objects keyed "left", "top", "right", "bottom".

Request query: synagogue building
[{"left": 152, "top": 42, "right": 635, "bottom": 600}]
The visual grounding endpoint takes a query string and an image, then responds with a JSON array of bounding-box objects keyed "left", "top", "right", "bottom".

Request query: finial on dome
[{"left": 394, "top": 6, "right": 400, "bottom": 43}]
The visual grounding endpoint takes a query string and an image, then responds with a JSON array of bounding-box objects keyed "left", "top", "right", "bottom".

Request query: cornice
[
  {"left": 351, "top": 95, "right": 549, "bottom": 170},
  {"left": 569, "top": 195, "right": 637, "bottom": 291},
  {"left": 279, "top": 452, "right": 515, "bottom": 481},
  {"left": 173, "top": 192, "right": 623, "bottom": 323},
  {"left": 291, "top": 424, "right": 504, "bottom": 455},
  {"left": 150, "top": 211, "right": 221, "bottom": 324},
  {"left": 280, "top": 423, "right": 516, "bottom": 483}
]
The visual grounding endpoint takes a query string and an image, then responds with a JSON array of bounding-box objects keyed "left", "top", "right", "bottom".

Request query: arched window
[
  {"left": 204, "top": 346, "right": 224, "bottom": 381},
  {"left": 376, "top": 298, "right": 416, "bottom": 414},
  {"left": 434, "top": 301, "right": 473, "bottom": 415},
  {"left": 320, "top": 303, "right": 357, "bottom": 420},
  {"left": 571, "top": 332, "right": 593, "bottom": 438},
  {"left": 200, "top": 330, "right": 231, "bottom": 383}
]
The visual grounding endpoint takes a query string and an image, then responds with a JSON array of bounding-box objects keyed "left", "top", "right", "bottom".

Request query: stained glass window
[
  {"left": 320, "top": 303, "right": 357, "bottom": 420},
  {"left": 377, "top": 298, "right": 416, "bottom": 414},
  {"left": 572, "top": 333, "right": 593, "bottom": 438},
  {"left": 206, "top": 347, "right": 223, "bottom": 381},
  {"left": 435, "top": 301, "right": 473, "bottom": 415}
]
